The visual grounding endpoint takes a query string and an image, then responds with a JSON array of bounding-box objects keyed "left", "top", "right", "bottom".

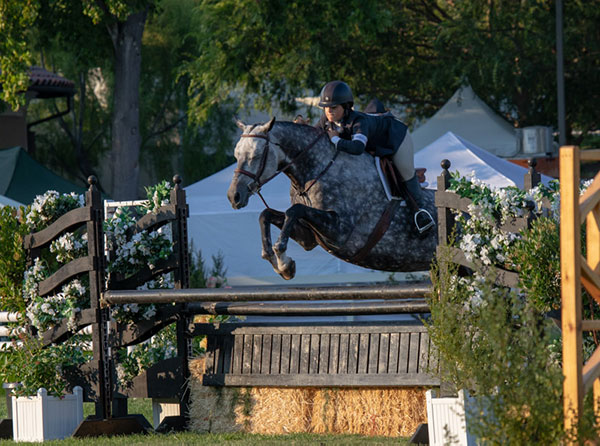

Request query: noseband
[{"left": 234, "top": 131, "right": 326, "bottom": 208}]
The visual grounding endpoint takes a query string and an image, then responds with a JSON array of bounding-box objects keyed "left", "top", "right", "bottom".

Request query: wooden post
[
  {"left": 560, "top": 146, "right": 583, "bottom": 436},
  {"left": 436, "top": 159, "right": 453, "bottom": 247},
  {"left": 587, "top": 202, "right": 600, "bottom": 417},
  {"left": 170, "top": 175, "right": 191, "bottom": 426},
  {"left": 86, "top": 176, "right": 111, "bottom": 420},
  {"left": 524, "top": 158, "right": 541, "bottom": 191}
]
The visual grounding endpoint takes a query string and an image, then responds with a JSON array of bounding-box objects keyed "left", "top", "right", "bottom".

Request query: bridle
[{"left": 234, "top": 130, "right": 328, "bottom": 208}]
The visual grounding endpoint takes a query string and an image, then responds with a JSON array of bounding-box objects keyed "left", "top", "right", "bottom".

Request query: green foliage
[
  {"left": 509, "top": 217, "right": 560, "bottom": 313},
  {"left": 0, "top": 334, "right": 89, "bottom": 397},
  {"left": 0, "top": 206, "right": 28, "bottom": 314},
  {"left": 427, "top": 251, "right": 567, "bottom": 443},
  {"left": 184, "top": 0, "right": 600, "bottom": 136}
]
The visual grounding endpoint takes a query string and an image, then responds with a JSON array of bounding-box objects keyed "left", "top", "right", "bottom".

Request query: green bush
[
  {"left": 427, "top": 250, "right": 567, "bottom": 443},
  {"left": 0, "top": 206, "right": 28, "bottom": 314}
]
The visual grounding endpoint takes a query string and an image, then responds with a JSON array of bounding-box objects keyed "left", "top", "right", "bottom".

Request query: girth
[{"left": 348, "top": 199, "right": 401, "bottom": 264}]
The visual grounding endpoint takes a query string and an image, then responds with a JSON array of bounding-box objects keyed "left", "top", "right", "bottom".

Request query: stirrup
[{"left": 414, "top": 209, "right": 434, "bottom": 234}]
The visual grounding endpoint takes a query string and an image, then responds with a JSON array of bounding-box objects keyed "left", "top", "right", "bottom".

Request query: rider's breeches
[{"left": 392, "top": 131, "right": 416, "bottom": 180}]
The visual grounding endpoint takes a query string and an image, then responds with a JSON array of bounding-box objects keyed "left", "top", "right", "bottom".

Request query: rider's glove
[{"left": 327, "top": 129, "right": 341, "bottom": 147}]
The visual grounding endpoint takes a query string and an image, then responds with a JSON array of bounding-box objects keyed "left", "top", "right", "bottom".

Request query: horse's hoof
[{"left": 279, "top": 260, "right": 296, "bottom": 280}]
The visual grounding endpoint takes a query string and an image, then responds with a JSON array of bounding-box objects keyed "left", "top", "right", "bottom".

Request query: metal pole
[
  {"left": 187, "top": 298, "right": 430, "bottom": 316},
  {"left": 102, "top": 283, "right": 431, "bottom": 305},
  {"left": 556, "top": 0, "right": 566, "bottom": 146}
]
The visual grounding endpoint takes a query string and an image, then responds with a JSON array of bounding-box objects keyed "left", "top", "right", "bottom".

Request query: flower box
[
  {"left": 426, "top": 389, "right": 477, "bottom": 446},
  {"left": 11, "top": 386, "right": 83, "bottom": 442}
]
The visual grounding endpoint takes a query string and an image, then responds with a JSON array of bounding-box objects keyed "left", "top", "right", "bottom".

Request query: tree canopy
[{"left": 184, "top": 0, "right": 600, "bottom": 139}]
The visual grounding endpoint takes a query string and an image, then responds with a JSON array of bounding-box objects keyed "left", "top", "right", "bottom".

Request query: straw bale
[{"left": 188, "top": 357, "right": 427, "bottom": 437}]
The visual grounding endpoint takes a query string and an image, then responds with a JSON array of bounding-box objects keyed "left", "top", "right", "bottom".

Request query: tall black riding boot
[{"left": 403, "top": 174, "right": 434, "bottom": 234}]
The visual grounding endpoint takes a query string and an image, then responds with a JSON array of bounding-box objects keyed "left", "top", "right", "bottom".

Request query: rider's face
[{"left": 324, "top": 105, "right": 344, "bottom": 122}]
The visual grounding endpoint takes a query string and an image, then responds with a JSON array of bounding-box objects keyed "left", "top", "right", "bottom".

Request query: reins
[{"left": 234, "top": 130, "right": 328, "bottom": 208}]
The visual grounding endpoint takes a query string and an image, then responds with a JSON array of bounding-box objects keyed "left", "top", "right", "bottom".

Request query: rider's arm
[{"left": 331, "top": 134, "right": 367, "bottom": 155}]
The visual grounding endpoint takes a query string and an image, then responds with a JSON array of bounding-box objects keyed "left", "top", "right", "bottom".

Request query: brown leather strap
[{"left": 349, "top": 199, "right": 401, "bottom": 263}]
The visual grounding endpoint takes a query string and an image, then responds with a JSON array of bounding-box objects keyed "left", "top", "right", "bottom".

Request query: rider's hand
[{"left": 327, "top": 129, "right": 340, "bottom": 140}]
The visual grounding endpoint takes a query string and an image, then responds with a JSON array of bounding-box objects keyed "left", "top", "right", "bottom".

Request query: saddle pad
[{"left": 374, "top": 157, "right": 428, "bottom": 202}]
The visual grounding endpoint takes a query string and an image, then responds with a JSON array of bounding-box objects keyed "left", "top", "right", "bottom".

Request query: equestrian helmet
[{"left": 318, "top": 81, "right": 354, "bottom": 108}]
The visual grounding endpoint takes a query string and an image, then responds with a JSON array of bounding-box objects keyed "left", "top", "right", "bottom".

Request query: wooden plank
[
  {"left": 319, "top": 334, "right": 330, "bottom": 374},
  {"left": 398, "top": 333, "right": 410, "bottom": 373},
  {"left": 24, "top": 206, "right": 93, "bottom": 249},
  {"left": 368, "top": 333, "right": 380, "bottom": 374},
  {"left": 280, "top": 334, "right": 291, "bottom": 374},
  {"left": 252, "top": 334, "right": 262, "bottom": 374},
  {"left": 202, "top": 373, "right": 441, "bottom": 388},
  {"left": 580, "top": 149, "right": 600, "bottom": 161},
  {"left": 348, "top": 333, "right": 359, "bottom": 374},
  {"left": 271, "top": 334, "right": 282, "bottom": 374},
  {"left": 232, "top": 334, "right": 243, "bottom": 374},
  {"left": 388, "top": 333, "right": 400, "bottom": 374},
  {"left": 419, "top": 332, "right": 431, "bottom": 374},
  {"left": 39, "top": 256, "right": 94, "bottom": 296},
  {"left": 338, "top": 333, "right": 349, "bottom": 374},
  {"left": 242, "top": 334, "right": 253, "bottom": 374},
  {"left": 329, "top": 334, "right": 340, "bottom": 374},
  {"left": 560, "top": 145, "right": 584, "bottom": 433},
  {"left": 379, "top": 333, "right": 390, "bottom": 374},
  {"left": 205, "top": 335, "right": 216, "bottom": 374},
  {"left": 358, "top": 333, "right": 369, "bottom": 374},
  {"left": 290, "top": 334, "right": 301, "bottom": 374},
  {"left": 408, "top": 333, "right": 421, "bottom": 373},
  {"left": 261, "top": 334, "right": 272, "bottom": 375},
  {"left": 220, "top": 334, "right": 234, "bottom": 375},
  {"left": 308, "top": 334, "right": 320, "bottom": 374},
  {"left": 300, "top": 334, "right": 311, "bottom": 374}
]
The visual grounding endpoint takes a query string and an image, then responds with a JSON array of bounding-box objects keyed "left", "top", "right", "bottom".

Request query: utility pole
[{"left": 556, "top": 0, "right": 566, "bottom": 146}]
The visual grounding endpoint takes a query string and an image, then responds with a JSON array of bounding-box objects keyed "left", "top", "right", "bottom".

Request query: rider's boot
[{"left": 403, "top": 174, "right": 434, "bottom": 235}]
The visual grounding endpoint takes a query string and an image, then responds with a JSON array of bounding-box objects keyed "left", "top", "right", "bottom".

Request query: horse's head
[{"left": 228, "top": 117, "right": 284, "bottom": 209}]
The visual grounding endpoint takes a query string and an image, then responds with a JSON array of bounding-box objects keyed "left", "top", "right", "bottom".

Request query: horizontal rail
[
  {"left": 0, "top": 312, "right": 20, "bottom": 323},
  {"left": 188, "top": 298, "right": 429, "bottom": 316},
  {"left": 102, "top": 283, "right": 431, "bottom": 306}
]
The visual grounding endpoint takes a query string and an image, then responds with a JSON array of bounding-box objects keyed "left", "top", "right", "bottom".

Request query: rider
[{"left": 315, "top": 80, "right": 434, "bottom": 234}]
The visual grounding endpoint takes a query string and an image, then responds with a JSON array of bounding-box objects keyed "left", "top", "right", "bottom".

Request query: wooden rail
[{"left": 560, "top": 145, "right": 600, "bottom": 440}]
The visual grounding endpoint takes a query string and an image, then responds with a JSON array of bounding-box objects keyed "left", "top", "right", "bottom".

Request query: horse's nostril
[{"left": 234, "top": 191, "right": 241, "bottom": 203}]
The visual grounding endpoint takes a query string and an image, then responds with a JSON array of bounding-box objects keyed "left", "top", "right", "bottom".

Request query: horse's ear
[
  {"left": 235, "top": 119, "right": 246, "bottom": 130},
  {"left": 266, "top": 116, "right": 276, "bottom": 132}
]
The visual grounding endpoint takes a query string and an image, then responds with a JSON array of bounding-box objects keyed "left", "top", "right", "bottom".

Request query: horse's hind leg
[{"left": 274, "top": 204, "right": 338, "bottom": 280}]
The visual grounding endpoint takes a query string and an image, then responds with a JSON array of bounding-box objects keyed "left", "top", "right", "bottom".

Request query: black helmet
[{"left": 318, "top": 81, "right": 354, "bottom": 108}]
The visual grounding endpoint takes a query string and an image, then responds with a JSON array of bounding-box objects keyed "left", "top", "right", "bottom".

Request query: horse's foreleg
[
  {"left": 259, "top": 209, "right": 285, "bottom": 273},
  {"left": 274, "top": 204, "right": 339, "bottom": 280}
]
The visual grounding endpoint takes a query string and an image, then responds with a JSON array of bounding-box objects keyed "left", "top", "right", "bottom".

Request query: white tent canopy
[
  {"left": 415, "top": 132, "right": 553, "bottom": 190},
  {"left": 412, "top": 85, "right": 518, "bottom": 157},
  {"left": 0, "top": 194, "right": 23, "bottom": 208},
  {"left": 185, "top": 167, "right": 398, "bottom": 286}
]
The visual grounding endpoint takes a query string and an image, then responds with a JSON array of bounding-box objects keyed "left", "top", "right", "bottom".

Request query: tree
[
  {"left": 184, "top": 0, "right": 600, "bottom": 140},
  {"left": 1, "top": 0, "right": 153, "bottom": 200}
]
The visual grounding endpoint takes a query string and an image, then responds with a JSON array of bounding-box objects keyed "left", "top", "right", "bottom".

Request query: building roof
[{"left": 27, "top": 66, "right": 75, "bottom": 98}]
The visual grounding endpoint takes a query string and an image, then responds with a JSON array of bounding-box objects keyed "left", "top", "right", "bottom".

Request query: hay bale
[{"left": 188, "top": 358, "right": 427, "bottom": 437}]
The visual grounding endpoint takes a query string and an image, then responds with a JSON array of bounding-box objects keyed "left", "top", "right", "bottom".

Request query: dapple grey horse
[{"left": 227, "top": 117, "right": 437, "bottom": 280}]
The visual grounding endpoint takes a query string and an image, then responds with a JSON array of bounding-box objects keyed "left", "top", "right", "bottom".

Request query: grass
[{"left": 0, "top": 432, "right": 410, "bottom": 445}]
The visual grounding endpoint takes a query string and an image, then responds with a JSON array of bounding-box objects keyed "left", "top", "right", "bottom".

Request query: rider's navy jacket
[{"left": 316, "top": 110, "right": 408, "bottom": 157}]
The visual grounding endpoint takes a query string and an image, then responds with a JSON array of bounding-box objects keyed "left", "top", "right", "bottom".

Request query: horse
[{"left": 227, "top": 117, "right": 438, "bottom": 280}]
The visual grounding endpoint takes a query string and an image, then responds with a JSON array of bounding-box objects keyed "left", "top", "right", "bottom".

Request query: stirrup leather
[{"left": 414, "top": 209, "right": 434, "bottom": 234}]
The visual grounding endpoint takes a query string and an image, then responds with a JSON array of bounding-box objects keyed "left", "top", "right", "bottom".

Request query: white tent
[
  {"left": 0, "top": 194, "right": 23, "bottom": 208},
  {"left": 415, "top": 131, "right": 553, "bottom": 190},
  {"left": 412, "top": 85, "right": 518, "bottom": 157},
  {"left": 185, "top": 167, "right": 400, "bottom": 286}
]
